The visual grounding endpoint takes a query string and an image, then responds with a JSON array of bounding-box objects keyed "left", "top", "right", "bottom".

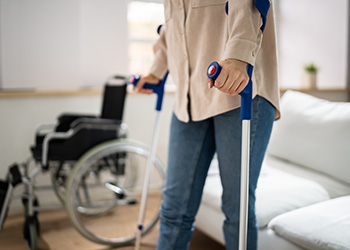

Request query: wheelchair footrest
[
  {"left": 0, "top": 180, "right": 12, "bottom": 229},
  {"left": 0, "top": 163, "right": 23, "bottom": 229},
  {"left": 9, "top": 163, "right": 22, "bottom": 187}
]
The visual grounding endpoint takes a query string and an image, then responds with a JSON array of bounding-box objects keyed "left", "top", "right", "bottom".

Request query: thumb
[{"left": 207, "top": 77, "right": 214, "bottom": 89}]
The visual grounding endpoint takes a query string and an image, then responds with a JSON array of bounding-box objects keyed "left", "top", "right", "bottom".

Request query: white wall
[
  {"left": 0, "top": 0, "right": 128, "bottom": 90},
  {"left": 277, "top": 0, "right": 349, "bottom": 89}
]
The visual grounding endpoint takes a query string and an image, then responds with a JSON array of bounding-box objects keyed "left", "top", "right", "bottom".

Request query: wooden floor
[{"left": 0, "top": 209, "right": 225, "bottom": 250}]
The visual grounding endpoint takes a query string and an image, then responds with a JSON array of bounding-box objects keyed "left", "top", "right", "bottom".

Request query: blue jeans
[{"left": 156, "top": 96, "right": 276, "bottom": 250}]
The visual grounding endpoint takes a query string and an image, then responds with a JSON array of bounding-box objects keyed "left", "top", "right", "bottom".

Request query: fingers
[
  {"left": 234, "top": 77, "right": 249, "bottom": 95},
  {"left": 134, "top": 74, "right": 160, "bottom": 95},
  {"left": 136, "top": 87, "right": 153, "bottom": 95},
  {"left": 134, "top": 77, "right": 152, "bottom": 94},
  {"left": 214, "top": 70, "right": 248, "bottom": 96},
  {"left": 226, "top": 73, "right": 249, "bottom": 95},
  {"left": 210, "top": 59, "right": 249, "bottom": 96},
  {"left": 215, "top": 70, "right": 229, "bottom": 89}
]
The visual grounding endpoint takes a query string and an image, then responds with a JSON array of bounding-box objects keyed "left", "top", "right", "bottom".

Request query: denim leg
[
  {"left": 156, "top": 113, "right": 216, "bottom": 250},
  {"left": 214, "top": 96, "right": 276, "bottom": 250}
]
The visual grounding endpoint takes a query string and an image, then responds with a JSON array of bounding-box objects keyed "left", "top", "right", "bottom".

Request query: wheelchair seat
[{"left": 30, "top": 75, "right": 128, "bottom": 167}]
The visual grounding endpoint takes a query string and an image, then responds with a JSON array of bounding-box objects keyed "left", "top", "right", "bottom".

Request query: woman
[{"left": 135, "top": 0, "right": 280, "bottom": 249}]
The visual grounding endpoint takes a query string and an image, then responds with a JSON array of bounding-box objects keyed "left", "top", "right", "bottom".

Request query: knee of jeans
[
  {"left": 160, "top": 202, "right": 196, "bottom": 229},
  {"left": 222, "top": 204, "right": 240, "bottom": 224},
  {"left": 160, "top": 200, "right": 183, "bottom": 224},
  {"left": 160, "top": 208, "right": 196, "bottom": 232}
]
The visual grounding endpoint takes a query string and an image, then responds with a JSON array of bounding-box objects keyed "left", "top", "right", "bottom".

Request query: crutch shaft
[
  {"left": 135, "top": 111, "right": 162, "bottom": 250},
  {"left": 239, "top": 120, "right": 250, "bottom": 250}
]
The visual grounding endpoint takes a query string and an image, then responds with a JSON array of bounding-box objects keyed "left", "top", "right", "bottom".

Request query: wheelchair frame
[{"left": 0, "top": 75, "right": 166, "bottom": 249}]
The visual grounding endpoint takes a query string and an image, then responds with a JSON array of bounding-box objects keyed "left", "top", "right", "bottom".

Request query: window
[{"left": 128, "top": 0, "right": 164, "bottom": 75}]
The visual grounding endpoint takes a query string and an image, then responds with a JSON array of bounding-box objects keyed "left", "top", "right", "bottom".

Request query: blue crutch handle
[
  {"left": 129, "top": 72, "right": 169, "bottom": 111},
  {"left": 225, "top": 0, "right": 270, "bottom": 32},
  {"left": 207, "top": 62, "right": 253, "bottom": 120}
]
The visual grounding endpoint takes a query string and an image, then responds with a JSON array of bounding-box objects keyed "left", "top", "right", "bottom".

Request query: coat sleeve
[
  {"left": 149, "top": 26, "right": 168, "bottom": 79},
  {"left": 223, "top": 0, "right": 265, "bottom": 66}
]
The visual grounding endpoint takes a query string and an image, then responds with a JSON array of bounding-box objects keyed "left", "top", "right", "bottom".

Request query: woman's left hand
[{"left": 207, "top": 59, "right": 249, "bottom": 96}]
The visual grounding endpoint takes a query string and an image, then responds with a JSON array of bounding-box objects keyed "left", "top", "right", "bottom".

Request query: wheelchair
[{"left": 0, "top": 75, "right": 166, "bottom": 249}]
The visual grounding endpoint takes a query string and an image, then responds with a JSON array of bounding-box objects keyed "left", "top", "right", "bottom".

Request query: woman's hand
[
  {"left": 207, "top": 59, "right": 249, "bottom": 96},
  {"left": 134, "top": 74, "right": 160, "bottom": 95}
]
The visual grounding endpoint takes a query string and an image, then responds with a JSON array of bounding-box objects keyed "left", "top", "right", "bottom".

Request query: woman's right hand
[
  {"left": 207, "top": 59, "right": 249, "bottom": 97},
  {"left": 134, "top": 74, "right": 161, "bottom": 95}
]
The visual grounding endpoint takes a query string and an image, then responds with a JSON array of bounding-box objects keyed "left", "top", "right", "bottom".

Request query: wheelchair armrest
[
  {"left": 41, "top": 130, "right": 75, "bottom": 167},
  {"left": 58, "top": 112, "right": 97, "bottom": 120},
  {"left": 70, "top": 118, "right": 122, "bottom": 129},
  {"left": 35, "top": 123, "right": 56, "bottom": 136},
  {"left": 33, "top": 123, "right": 57, "bottom": 146},
  {"left": 41, "top": 119, "right": 122, "bottom": 167},
  {"left": 56, "top": 113, "right": 97, "bottom": 132}
]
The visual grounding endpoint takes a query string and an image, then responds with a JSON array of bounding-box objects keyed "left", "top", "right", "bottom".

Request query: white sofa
[{"left": 195, "top": 90, "right": 350, "bottom": 250}]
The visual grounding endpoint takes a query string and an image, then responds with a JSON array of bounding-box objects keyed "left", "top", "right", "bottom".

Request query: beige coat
[{"left": 150, "top": 0, "right": 280, "bottom": 122}]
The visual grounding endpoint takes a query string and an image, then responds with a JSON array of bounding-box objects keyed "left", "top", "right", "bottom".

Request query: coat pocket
[{"left": 191, "top": 0, "right": 226, "bottom": 8}]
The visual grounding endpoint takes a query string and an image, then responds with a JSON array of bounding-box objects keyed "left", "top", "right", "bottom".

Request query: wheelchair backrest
[{"left": 101, "top": 76, "right": 127, "bottom": 121}]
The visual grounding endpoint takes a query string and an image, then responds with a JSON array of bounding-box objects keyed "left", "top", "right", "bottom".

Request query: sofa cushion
[
  {"left": 267, "top": 91, "right": 350, "bottom": 185},
  {"left": 256, "top": 160, "right": 330, "bottom": 228},
  {"left": 268, "top": 196, "right": 350, "bottom": 250},
  {"left": 201, "top": 159, "right": 330, "bottom": 228},
  {"left": 264, "top": 155, "right": 350, "bottom": 199}
]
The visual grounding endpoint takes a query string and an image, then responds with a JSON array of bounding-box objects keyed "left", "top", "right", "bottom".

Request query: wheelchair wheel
[
  {"left": 23, "top": 197, "right": 40, "bottom": 250},
  {"left": 65, "top": 139, "right": 165, "bottom": 247},
  {"left": 24, "top": 216, "right": 39, "bottom": 250}
]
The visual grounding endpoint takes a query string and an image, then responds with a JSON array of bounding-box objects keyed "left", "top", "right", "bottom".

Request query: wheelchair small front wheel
[
  {"left": 23, "top": 216, "right": 39, "bottom": 250},
  {"left": 65, "top": 139, "right": 165, "bottom": 247}
]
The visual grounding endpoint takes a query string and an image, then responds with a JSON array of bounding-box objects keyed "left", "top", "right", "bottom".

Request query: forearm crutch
[
  {"left": 129, "top": 71, "right": 169, "bottom": 250},
  {"left": 207, "top": 2, "right": 270, "bottom": 249},
  {"left": 207, "top": 61, "right": 253, "bottom": 250}
]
